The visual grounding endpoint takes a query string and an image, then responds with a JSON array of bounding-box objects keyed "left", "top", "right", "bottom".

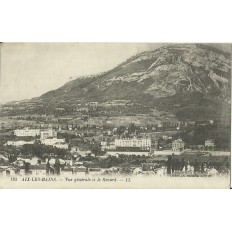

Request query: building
[
  {"left": 6, "top": 140, "right": 35, "bottom": 147},
  {"left": 14, "top": 127, "right": 57, "bottom": 139},
  {"left": 172, "top": 138, "right": 185, "bottom": 151},
  {"left": 162, "top": 120, "right": 185, "bottom": 128},
  {"left": 40, "top": 128, "right": 57, "bottom": 139},
  {"left": 205, "top": 139, "right": 215, "bottom": 150},
  {"left": 1, "top": 167, "right": 19, "bottom": 176},
  {"left": 53, "top": 142, "right": 69, "bottom": 150},
  {"left": 41, "top": 138, "right": 65, "bottom": 146},
  {"left": 14, "top": 128, "right": 41, "bottom": 137},
  {"left": 70, "top": 146, "right": 79, "bottom": 153},
  {"left": 101, "top": 140, "right": 116, "bottom": 151},
  {"left": 115, "top": 137, "right": 151, "bottom": 150},
  {"left": 29, "top": 165, "right": 47, "bottom": 176}
]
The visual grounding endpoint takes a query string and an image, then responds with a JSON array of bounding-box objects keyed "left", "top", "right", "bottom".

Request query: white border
[{"left": 0, "top": 0, "right": 232, "bottom": 232}]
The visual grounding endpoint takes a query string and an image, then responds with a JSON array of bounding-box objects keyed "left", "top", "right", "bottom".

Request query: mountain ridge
[
  {"left": 5, "top": 44, "right": 231, "bottom": 122},
  {"left": 40, "top": 44, "right": 231, "bottom": 103}
]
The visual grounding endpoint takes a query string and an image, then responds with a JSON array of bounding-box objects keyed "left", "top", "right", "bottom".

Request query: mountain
[
  {"left": 36, "top": 44, "right": 231, "bottom": 121},
  {"left": 41, "top": 44, "right": 230, "bottom": 100},
  {"left": 0, "top": 44, "right": 222, "bottom": 123}
]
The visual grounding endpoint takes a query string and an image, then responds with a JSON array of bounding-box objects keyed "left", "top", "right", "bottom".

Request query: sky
[{"left": 0, "top": 43, "right": 231, "bottom": 104}]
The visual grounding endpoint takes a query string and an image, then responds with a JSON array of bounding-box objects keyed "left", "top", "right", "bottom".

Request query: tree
[
  {"left": 128, "top": 123, "right": 135, "bottom": 134},
  {"left": 116, "top": 126, "right": 126, "bottom": 136},
  {"left": 121, "top": 162, "right": 131, "bottom": 173},
  {"left": 99, "top": 156, "right": 124, "bottom": 168}
]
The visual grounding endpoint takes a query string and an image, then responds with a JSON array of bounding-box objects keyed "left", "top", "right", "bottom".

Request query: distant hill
[{"left": 5, "top": 44, "right": 231, "bottom": 122}]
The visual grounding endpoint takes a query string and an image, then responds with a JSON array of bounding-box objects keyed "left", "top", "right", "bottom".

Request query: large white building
[
  {"left": 14, "top": 127, "right": 56, "bottom": 139},
  {"left": 115, "top": 138, "right": 151, "bottom": 150},
  {"left": 6, "top": 140, "right": 35, "bottom": 147},
  {"left": 53, "top": 142, "right": 69, "bottom": 150},
  {"left": 14, "top": 128, "right": 41, "bottom": 137},
  {"left": 41, "top": 138, "right": 65, "bottom": 146}
]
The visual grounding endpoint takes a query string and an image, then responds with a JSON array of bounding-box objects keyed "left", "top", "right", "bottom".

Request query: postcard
[{"left": 0, "top": 43, "right": 231, "bottom": 188}]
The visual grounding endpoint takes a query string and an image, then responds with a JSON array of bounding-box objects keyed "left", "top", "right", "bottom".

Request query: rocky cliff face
[
  {"left": 32, "top": 44, "right": 231, "bottom": 121},
  {"left": 41, "top": 44, "right": 231, "bottom": 103}
]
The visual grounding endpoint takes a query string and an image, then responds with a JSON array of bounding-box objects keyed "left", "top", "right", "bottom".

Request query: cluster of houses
[
  {"left": 0, "top": 124, "right": 219, "bottom": 177},
  {"left": 0, "top": 125, "right": 222, "bottom": 177},
  {"left": 101, "top": 137, "right": 216, "bottom": 157},
  {"left": 0, "top": 155, "right": 90, "bottom": 177},
  {"left": 5, "top": 126, "right": 69, "bottom": 150},
  {"left": 5, "top": 126, "right": 217, "bottom": 155}
]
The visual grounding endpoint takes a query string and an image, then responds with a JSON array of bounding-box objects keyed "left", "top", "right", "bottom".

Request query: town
[{"left": 0, "top": 101, "right": 230, "bottom": 178}]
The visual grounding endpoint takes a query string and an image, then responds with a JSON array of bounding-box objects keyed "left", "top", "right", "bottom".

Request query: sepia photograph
[
  {"left": 0, "top": 43, "right": 231, "bottom": 188},
  {"left": 1, "top": 1, "right": 232, "bottom": 232}
]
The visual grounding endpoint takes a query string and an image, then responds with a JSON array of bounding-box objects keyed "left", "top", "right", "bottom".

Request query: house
[
  {"left": 53, "top": 142, "right": 69, "bottom": 150},
  {"left": 29, "top": 157, "right": 42, "bottom": 165},
  {"left": 205, "top": 139, "right": 215, "bottom": 150},
  {"left": 29, "top": 164, "right": 47, "bottom": 175},
  {"left": 41, "top": 138, "right": 65, "bottom": 146},
  {"left": 14, "top": 128, "right": 41, "bottom": 137},
  {"left": 74, "top": 149, "right": 92, "bottom": 157},
  {"left": 1, "top": 166, "right": 20, "bottom": 176},
  {"left": 101, "top": 140, "right": 116, "bottom": 151},
  {"left": 6, "top": 140, "right": 35, "bottom": 147},
  {"left": 172, "top": 138, "right": 185, "bottom": 151},
  {"left": 46, "top": 158, "right": 65, "bottom": 165},
  {"left": 162, "top": 120, "right": 185, "bottom": 128},
  {"left": 70, "top": 146, "right": 79, "bottom": 153}
]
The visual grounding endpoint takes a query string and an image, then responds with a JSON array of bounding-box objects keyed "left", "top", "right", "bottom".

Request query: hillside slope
[{"left": 36, "top": 44, "right": 232, "bottom": 121}]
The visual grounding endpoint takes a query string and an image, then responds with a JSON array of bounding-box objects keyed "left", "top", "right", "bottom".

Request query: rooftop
[{"left": 109, "top": 147, "right": 150, "bottom": 152}]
